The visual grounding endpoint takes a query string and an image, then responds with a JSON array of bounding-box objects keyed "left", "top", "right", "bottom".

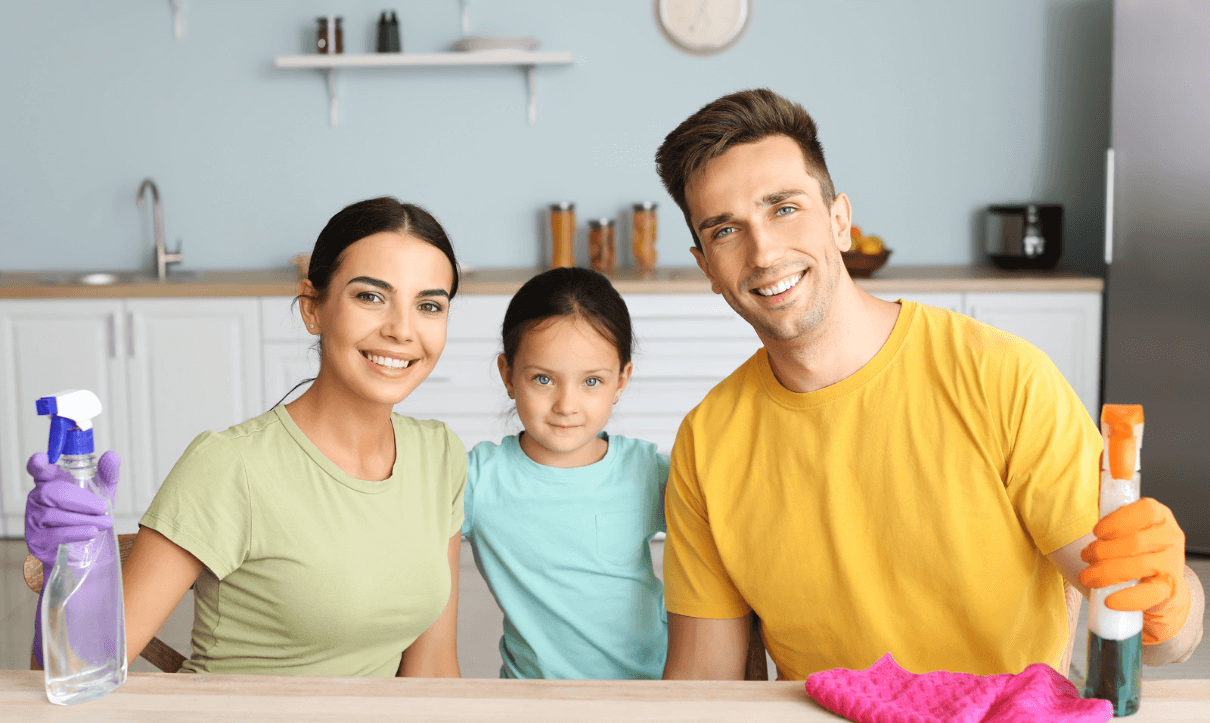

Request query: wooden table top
[
  {"left": 0, "top": 265, "right": 1103, "bottom": 299},
  {"left": 1, "top": 671, "right": 1206, "bottom": 722}
]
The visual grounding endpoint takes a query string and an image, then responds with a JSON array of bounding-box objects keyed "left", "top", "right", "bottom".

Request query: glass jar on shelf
[
  {"left": 631, "top": 202, "right": 658, "bottom": 271},
  {"left": 548, "top": 202, "right": 575, "bottom": 268},
  {"left": 589, "top": 218, "right": 616, "bottom": 274}
]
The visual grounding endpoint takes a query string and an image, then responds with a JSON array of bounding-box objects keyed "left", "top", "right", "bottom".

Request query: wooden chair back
[
  {"left": 742, "top": 582, "right": 1086, "bottom": 681},
  {"left": 23, "top": 533, "right": 186, "bottom": 673}
]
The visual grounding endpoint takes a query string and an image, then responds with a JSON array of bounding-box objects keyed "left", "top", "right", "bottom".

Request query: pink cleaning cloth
[{"left": 804, "top": 653, "right": 1113, "bottom": 723}]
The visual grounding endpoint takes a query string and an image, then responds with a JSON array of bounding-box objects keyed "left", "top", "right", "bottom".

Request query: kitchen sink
[{"left": 36, "top": 270, "right": 205, "bottom": 286}]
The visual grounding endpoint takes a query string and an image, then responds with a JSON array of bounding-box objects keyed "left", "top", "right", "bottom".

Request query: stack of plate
[{"left": 451, "top": 35, "right": 539, "bottom": 52}]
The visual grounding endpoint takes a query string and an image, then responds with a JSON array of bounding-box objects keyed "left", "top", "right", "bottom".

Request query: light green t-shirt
[{"left": 140, "top": 405, "right": 466, "bottom": 676}]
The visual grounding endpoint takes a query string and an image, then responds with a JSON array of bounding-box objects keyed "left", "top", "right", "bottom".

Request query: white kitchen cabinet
[
  {"left": 0, "top": 298, "right": 265, "bottom": 534},
  {"left": 260, "top": 296, "right": 316, "bottom": 409},
  {"left": 1, "top": 288, "right": 1104, "bottom": 539},
  {"left": 613, "top": 294, "right": 762, "bottom": 452},
  {"left": 963, "top": 292, "right": 1102, "bottom": 420},
  {"left": 122, "top": 299, "right": 262, "bottom": 531},
  {"left": 871, "top": 291, "right": 963, "bottom": 312},
  {"left": 401, "top": 296, "right": 512, "bottom": 449},
  {"left": 0, "top": 301, "right": 131, "bottom": 536}
]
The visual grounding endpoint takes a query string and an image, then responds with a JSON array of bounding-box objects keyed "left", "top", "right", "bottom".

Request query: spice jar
[
  {"left": 548, "top": 202, "right": 575, "bottom": 268},
  {"left": 588, "top": 218, "right": 616, "bottom": 274},
  {"left": 631, "top": 202, "right": 658, "bottom": 271},
  {"left": 316, "top": 16, "right": 344, "bottom": 54}
]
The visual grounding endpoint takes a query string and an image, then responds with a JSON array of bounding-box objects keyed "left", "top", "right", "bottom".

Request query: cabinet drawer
[{"left": 260, "top": 296, "right": 308, "bottom": 342}]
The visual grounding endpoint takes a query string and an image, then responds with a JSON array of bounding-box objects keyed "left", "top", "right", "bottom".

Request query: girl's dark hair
[
  {"left": 502, "top": 267, "right": 633, "bottom": 370},
  {"left": 305, "top": 196, "right": 460, "bottom": 303},
  {"left": 274, "top": 197, "right": 459, "bottom": 409}
]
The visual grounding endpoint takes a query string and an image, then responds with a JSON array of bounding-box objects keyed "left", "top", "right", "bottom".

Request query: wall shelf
[{"left": 274, "top": 51, "right": 574, "bottom": 127}]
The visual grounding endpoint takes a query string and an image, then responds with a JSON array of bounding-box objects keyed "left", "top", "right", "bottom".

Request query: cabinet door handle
[
  {"left": 1104, "top": 148, "right": 1115, "bottom": 265},
  {"left": 126, "top": 312, "right": 135, "bottom": 357},
  {"left": 107, "top": 314, "right": 116, "bottom": 358}
]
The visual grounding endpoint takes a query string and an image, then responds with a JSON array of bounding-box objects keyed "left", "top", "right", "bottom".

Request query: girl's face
[
  {"left": 300, "top": 231, "right": 454, "bottom": 408},
  {"left": 498, "top": 315, "right": 633, "bottom": 468}
]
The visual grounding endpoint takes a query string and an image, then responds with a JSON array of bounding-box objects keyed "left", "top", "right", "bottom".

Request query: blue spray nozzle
[{"left": 36, "top": 391, "right": 102, "bottom": 464}]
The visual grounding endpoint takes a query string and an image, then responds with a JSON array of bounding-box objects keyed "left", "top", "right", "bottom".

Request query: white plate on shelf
[{"left": 451, "top": 35, "right": 539, "bottom": 52}]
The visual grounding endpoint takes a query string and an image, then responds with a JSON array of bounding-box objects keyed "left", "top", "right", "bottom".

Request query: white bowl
[{"left": 451, "top": 35, "right": 539, "bottom": 52}]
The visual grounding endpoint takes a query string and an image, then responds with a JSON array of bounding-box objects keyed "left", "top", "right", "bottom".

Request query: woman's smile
[{"left": 360, "top": 349, "right": 417, "bottom": 371}]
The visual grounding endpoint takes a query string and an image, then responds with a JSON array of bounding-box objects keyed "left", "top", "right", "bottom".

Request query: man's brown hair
[{"left": 655, "top": 88, "right": 836, "bottom": 250}]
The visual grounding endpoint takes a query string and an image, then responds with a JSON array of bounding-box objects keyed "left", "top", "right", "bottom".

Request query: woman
[{"left": 26, "top": 197, "right": 465, "bottom": 676}]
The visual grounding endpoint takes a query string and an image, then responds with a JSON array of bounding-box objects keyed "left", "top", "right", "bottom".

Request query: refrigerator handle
[{"left": 1104, "top": 148, "right": 1115, "bottom": 265}]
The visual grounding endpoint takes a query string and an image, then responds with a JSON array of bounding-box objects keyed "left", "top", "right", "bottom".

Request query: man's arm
[
  {"left": 1048, "top": 532, "right": 1205, "bottom": 665},
  {"left": 662, "top": 612, "right": 751, "bottom": 680}
]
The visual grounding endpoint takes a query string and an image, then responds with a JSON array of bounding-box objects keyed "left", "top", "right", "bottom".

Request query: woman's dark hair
[
  {"left": 304, "top": 196, "right": 460, "bottom": 303},
  {"left": 273, "top": 197, "right": 459, "bottom": 409},
  {"left": 501, "top": 267, "right": 634, "bottom": 371}
]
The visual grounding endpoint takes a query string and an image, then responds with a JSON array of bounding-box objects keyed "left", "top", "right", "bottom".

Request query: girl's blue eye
[
  {"left": 585, "top": 377, "right": 601, "bottom": 387},
  {"left": 534, "top": 374, "right": 552, "bottom": 385}
]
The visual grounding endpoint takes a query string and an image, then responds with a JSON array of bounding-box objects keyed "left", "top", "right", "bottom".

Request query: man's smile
[{"left": 751, "top": 271, "right": 805, "bottom": 298}]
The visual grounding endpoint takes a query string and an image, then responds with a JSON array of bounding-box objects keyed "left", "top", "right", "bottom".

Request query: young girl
[
  {"left": 26, "top": 197, "right": 466, "bottom": 677},
  {"left": 461, "top": 267, "right": 670, "bottom": 679}
]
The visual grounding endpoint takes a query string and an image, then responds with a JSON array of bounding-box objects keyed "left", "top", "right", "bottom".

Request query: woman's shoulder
[
  {"left": 390, "top": 414, "right": 468, "bottom": 457},
  {"left": 180, "top": 408, "right": 286, "bottom": 460}
]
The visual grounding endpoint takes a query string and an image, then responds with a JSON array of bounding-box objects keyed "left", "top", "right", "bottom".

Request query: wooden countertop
[
  {"left": 0, "top": 265, "right": 1104, "bottom": 300},
  {"left": 1, "top": 672, "right": 1206, "bottom": 722}
]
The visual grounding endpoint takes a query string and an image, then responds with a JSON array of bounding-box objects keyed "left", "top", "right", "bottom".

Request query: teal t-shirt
[{"left": 462, "top": 433, "right": 670, "bottom": 679}]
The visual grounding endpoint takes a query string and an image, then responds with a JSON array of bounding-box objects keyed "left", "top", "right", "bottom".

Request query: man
[{"left": 655, "top": 88, "right": 1204, "bottom": 680}]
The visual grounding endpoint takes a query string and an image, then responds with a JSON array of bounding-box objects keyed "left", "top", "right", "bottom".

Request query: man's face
[{"left": 686, "top": 134, "right": 851, "bottom": 344}]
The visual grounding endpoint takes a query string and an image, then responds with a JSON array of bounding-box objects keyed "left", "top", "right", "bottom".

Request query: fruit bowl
[{"left": 841, "top": 249, "right": 892, "bottom": 278}]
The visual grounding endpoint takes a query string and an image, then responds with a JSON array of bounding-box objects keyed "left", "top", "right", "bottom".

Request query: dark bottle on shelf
[
  {"left": 388, "top": 11, "right": 402, "bottom": 52},
  {"left": 376, "top": 12, "right": 390, "bottom": 52}
]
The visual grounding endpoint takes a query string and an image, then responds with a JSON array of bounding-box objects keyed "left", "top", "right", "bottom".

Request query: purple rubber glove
[{"left": 25, "top": 451, "right": 120, "bottom": 668}]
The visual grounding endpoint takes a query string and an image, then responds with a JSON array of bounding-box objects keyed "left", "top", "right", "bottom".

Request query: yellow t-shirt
[
  {"left": 663, "top": 301, "right": 1100, "bottom": 679},
  {"left": 140, "top": 406, "right": 466, "bottom": 676}
]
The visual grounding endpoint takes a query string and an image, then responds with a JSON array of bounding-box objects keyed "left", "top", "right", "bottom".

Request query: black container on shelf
[
  {"left": 377, "top": 11, "right": 401, "bottom": 52},
  {"left": 985, "top": 203, "right": 1063, "bottom": 270}
]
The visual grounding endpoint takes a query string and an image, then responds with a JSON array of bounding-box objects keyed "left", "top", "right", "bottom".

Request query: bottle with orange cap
[{"left": 1084, "top": 404, "right": 1143, "bottom": 717}]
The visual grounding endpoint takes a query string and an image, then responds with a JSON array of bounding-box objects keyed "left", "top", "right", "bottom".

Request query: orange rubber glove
[{"left": 1079, "top": 497, "right": 1190, "bottom": 645}]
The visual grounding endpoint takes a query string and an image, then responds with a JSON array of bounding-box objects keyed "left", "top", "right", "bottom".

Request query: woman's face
[{"left": 301, "top": 231, "right": 454, "bottom": 408}]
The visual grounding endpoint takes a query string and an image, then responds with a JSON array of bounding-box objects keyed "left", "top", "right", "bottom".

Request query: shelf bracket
[
  {"left": 525, "top": 65, "right": 537, "bottom": 126},
  {"left": 327, "top": 69, "right": 339, "bottom": 128},
  {"left": 170, "top": 0, "right": 183, "bottom": 39}
]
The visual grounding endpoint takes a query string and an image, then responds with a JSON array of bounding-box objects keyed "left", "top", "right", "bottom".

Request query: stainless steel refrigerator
[{"left": 1106, "top": 0, "right": 1210, "bottom": 552}]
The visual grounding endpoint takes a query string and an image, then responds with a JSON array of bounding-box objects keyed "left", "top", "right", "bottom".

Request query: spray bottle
[
  {"left": 36, "top": 390, "right": 127, "bottom": 705},
  {"left": 1084, "top": 404, "right": 1143, "bottom": 717}
]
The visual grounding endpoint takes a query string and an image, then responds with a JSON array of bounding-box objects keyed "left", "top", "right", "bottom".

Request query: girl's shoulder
[
  {"left": 604, "top": 433, "right": 660, "bottom": 459},
  {"left": 604, "top": 434, "right": 669, "bottom": 478},
  {"left": 466, "top": 435, "right": 520, "bottom": 467}
]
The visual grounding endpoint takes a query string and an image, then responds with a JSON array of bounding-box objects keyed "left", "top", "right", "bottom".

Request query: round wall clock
[{"left": 656, "top": 0, "right": 751, "bottom": 56}]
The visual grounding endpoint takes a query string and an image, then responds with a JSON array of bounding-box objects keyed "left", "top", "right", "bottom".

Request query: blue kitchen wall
[{"left": 0, "top": 0, "right": 1111, "bottom": 274}]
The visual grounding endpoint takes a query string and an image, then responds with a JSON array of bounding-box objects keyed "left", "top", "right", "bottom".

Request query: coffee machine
[{"left": 985, "top": 204, "right": 1063, "bottom": 270}]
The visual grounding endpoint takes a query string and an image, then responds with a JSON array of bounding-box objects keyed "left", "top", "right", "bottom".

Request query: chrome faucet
[{"left": 137, "top": 179, "right": 182, "bottom": 281}]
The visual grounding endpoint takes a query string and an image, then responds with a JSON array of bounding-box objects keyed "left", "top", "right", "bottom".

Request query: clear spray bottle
[
  {"left": 1084, "top": 404, "right": 1143, "bottom": 717},
  {"left": 36, "top": 390, "right": 127, "bottom": 705}
]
